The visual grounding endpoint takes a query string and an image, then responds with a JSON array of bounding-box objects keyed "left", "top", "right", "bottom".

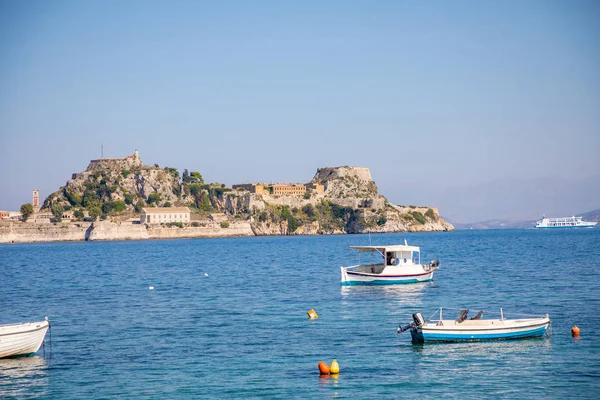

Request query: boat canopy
[{"left": 349, "top": 245, "right": 420, "bottom": 253}]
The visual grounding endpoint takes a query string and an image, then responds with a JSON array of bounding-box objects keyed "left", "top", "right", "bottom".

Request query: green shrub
[
  {"left": 199, "top": 192, "right": 212, "bottom": 211},
  {"left": 191, "top": 222, "right": 200, "bottom": 227},
  {"left": 163, "top": 202, "right": 172, "bottom": 208},
  {"left": 147, "top": 193, "right": 161, "bottom": 204},
  {"left": 425, "top": 208, "right": 436, "bottom": 220},
  {"left": 258, "top": 211, "right": 268, "bottom": 222},
  {"left": 302, "top": 204, "right": 315, "bottom": 218},
  {"left": 112, "top": 200, "right": 126, "bottom": 213},
  {"left": 65, "top": 189, "right": 82, "bottom": 206},
  {"left": 51, "top": 204, "right": 63, "bottom": 222},
  {"left": 411, "top": 211, "right": 426, "bottom": 224},
  {"left": 121, "top": 169, "right": 131, "bottom": 178},
  {"left": 164, "top": 167, "right": 179, "bottom": 179},
  {"left": 74, "top": 209, "right": 84, "bottom": 220},
  {"left": 172, "top": 185, "right": 181, "bottom": 198},
  {"left": 124, "top": 193, "right": 134, "bottom": 205},
  {"left": 376, "top": 215, "right": 387, "bottom": 226},
  {"left": 220, "top": 221, "right": 230, "bottom": 228},
  {"left": 88, "top": 206, "right": 101, "bottom": 221}
]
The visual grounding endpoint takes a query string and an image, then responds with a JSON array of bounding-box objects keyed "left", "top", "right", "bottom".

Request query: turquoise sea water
[{"left": 1, "top": 229, "right": 599, "bottom": 399}]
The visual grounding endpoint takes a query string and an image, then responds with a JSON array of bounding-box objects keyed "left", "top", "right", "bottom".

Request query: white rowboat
[
  {"left": 0, "top": 318, "right": 50, "bottom": 358},
  {"left": 398, "top": 308, "right": 551, "bottom": 343}
]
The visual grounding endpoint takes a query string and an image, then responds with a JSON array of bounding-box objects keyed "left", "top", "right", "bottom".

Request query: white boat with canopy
[
  {"left": 0, "top": 318, "right": 50, "bottom": 358},
  {"left": 340, "top": 240, "right": 439, "bottom": 286}
]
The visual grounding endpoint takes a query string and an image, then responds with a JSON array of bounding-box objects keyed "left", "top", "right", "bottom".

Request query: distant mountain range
[
  {"left": 386, "top": 175, "right": 600, "bottom": 224},
  {"left": 451, "top": 208, "right": 600, "bottom": 230}
]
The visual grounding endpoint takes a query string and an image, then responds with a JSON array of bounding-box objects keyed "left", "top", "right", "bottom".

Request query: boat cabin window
[{"left": 386, "top": 252, "right": 393, "bottom": 265}]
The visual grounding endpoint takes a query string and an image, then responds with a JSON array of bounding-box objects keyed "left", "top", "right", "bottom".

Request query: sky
[{"left": 1, "top": 0, "right": 599, "bottom": 222}]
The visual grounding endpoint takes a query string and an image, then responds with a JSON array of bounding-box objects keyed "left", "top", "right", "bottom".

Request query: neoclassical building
[{"left": 140, "top": 207, "right": 191, "bottom": 224}]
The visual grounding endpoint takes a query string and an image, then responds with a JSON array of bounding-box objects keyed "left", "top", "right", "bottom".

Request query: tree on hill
[
  {"left": 20, "top": 203, "right": 34, "bottom": 222},
  {"left": 51, "top": 203, "right": 64, "bottom": 222},
  {"left": 189, "top": 171, "right": 204, "bottom": 184},
  {"left": 88, "top": 206, "right": 101, "bottom": 221}
]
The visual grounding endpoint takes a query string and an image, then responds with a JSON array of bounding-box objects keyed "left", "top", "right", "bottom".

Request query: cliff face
[
  {"left": 312, "top": 166, "right": 379, "bottom": 199},
  {"left": 215, "top": 166, "right": 453, "bottom": 235}
]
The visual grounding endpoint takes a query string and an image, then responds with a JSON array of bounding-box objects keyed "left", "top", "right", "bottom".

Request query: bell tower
[{"left": 33, "top": 189, "right": 40, "bottom": 207}]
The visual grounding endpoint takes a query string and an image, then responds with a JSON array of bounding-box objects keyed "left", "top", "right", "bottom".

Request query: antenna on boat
[
  {"left": 368, "top": 232, "right": 372, "bottom": 245},
  {"left": 404, "top": 238, "right": 408, "bottom": 246}
]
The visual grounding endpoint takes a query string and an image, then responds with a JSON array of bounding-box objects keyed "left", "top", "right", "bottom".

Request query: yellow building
[
  {"left": 232, "top": 181, "right": 328, "bottom": 196},
  {"left": 305, "top": 183, "right": 325, "bottom": 194},
  {"left": 270, "top": 184, "right": 306, "bottom": 196}
]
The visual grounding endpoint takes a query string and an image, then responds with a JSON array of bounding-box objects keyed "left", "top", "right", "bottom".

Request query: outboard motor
[
  {"left": 397, "top": 311, "right": 425, "bottom": 334},
  {"left": 413, "top": 312, "right": 425, "bottom": 327}
]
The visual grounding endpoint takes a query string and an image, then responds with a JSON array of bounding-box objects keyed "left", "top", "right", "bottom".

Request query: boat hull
[
  {"left": 341, "top": 267, "right": 435, "bottom": 286},
  {"left": 0, "top": 320, "right": 50, "bottom": 358},
  {"left": 410, "top": 317, "right": 550, "bottom": 343},
  {"left": 534, "top": 225, "right": 595, "bottom": 229}
]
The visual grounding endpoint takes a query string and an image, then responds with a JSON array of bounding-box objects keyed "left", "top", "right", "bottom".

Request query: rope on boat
[{"left": 43, "top": 317, "right": 52, "bottom": 357}]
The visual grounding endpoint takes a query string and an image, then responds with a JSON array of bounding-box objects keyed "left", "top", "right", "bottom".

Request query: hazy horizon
[{"left": 2, "top": 1, "right": 599, "bottom": 223}]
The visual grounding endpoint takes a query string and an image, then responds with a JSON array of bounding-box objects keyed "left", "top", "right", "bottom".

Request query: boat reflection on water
[
  {"left": 341, "top": 281, "right": 435, "bottom": 302},
  {"left": 407, "top": 336, "right": 553, "bottom": 355},
  {"left": 340, "top": 282, "right": 436, "bottom": 318},
  {"left": 0, "top": 356, "right": 49, "bottom": 398}
]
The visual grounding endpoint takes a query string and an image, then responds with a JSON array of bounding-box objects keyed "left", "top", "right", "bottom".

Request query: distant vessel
[{"left": 534, "top": 215, "right": 597, "bottom": 229}]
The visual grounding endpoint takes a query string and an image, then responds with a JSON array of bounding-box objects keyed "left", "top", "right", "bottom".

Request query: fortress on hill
[{"left": 72, "top": 151, "right": 143, "bottom": 180}]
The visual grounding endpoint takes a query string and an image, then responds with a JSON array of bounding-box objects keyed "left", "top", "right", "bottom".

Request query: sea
[{"left": 1, "top": 229, "right": 599, "bottom": 399}]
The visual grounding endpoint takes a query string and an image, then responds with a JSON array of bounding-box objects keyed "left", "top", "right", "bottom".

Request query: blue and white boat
[
  {"left": 397, "top": 308, "right": 551, "bottom": 343},
  {"left": 340, "top": 241, "right": 439, "bottom": 286},
  {"left": 535, "top": 215, "right": 596, "bottom": 229}
]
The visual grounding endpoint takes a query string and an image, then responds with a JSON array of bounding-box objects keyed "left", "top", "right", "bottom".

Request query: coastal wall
[
  {"left": 0, "top": 220, "right": 254, "bottom": 244},
  {"left": 0, "top": 221, "right": 92, "bottom": 244},
  {"left": 86, "top": 221, "right": 150, "bottom": 241},
  {"left": 146, "top": 221, "right": 253, "bottom": 239}
]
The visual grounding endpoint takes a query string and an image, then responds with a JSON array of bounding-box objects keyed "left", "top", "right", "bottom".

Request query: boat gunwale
[
  {"left": 0, "top": 321, "right": 49, "bottom": 337},
  {"left": 421, "top": 318, "right": 550, "bottom": 333},
  {"left": 345, "top": 269, "right": 434, "bottom": 278}
]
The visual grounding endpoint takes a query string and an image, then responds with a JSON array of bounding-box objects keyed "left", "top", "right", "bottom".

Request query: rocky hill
[
  {"left": 42, "top": 152, "right": 182, "bottom": 218},
  {"left": 37, "top": 153, "right": 453, "bottom": 236}
]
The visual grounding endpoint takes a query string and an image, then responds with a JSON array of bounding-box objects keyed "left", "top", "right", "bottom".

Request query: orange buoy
[
  {"left": 318, "top": 361, "right": 330, "bottom": 375},
  {"left": 308, "top": 309, "right": 318, "bottom": 319},
  {"left": 571, "top": 325, "right": 580, "bottom": 337},
  {"left": 330, "top": 359, "right": 340, "bottom": 374}
]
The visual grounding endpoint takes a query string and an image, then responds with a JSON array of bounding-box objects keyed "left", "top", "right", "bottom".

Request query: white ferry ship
[{"left": 534, "top": 215, "right": 597, "bottom": 229}]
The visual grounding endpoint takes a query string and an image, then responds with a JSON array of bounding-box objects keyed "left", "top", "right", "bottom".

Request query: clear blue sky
[{"left": 1, "top": 0, "right": 599, "bottom": 222}]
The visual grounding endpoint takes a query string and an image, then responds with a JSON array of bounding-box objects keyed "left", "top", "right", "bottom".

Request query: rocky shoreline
[{"left": 0, "top": 217, "right": 452, "bottom": 244}]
